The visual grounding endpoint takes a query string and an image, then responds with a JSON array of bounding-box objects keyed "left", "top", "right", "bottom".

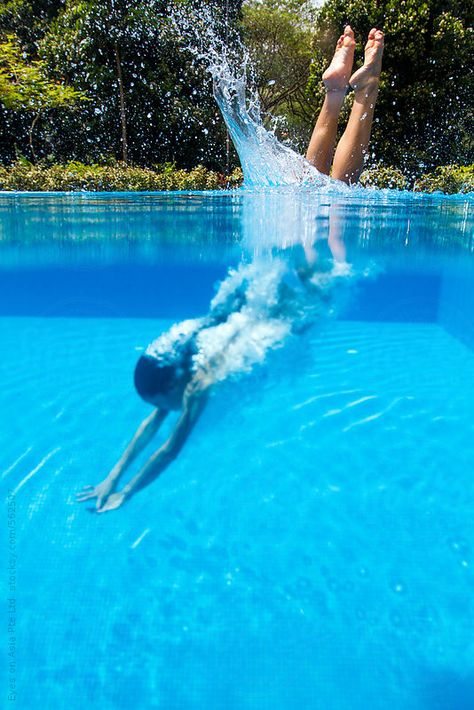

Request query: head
[{"left": 134, "top": 354, "right": 192, "bottom": 410}]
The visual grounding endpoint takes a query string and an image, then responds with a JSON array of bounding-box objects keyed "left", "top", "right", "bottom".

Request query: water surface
[{"left": 1, "top": 189, "right": 474, "bottom": 710}]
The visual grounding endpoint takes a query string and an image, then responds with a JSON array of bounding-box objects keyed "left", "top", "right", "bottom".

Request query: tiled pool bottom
[{"left": 3, "top": 316, "right": 474, "bottom": 710}]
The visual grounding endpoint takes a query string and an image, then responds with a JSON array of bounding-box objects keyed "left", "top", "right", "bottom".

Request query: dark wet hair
[
  {"left": 134, "top": 355, "right": 178, "bottom": 401},
  {"left": 134, "top": 333, "right": 197, "bottom": 403}
]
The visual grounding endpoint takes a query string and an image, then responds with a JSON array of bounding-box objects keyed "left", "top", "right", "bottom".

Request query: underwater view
[
  {"left": 1, "top": 1, "right": 474, "bottom": 709},
  {"left": 2, "top": 187, "right": 474, "bottom": 710}
]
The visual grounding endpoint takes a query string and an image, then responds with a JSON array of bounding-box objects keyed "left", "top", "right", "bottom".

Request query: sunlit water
[
  {"left": 175, "top": 4, "right": 333, "bottom": 188},
  {"left": 1, "top": 189, "right": 474, "bottom": 709}
]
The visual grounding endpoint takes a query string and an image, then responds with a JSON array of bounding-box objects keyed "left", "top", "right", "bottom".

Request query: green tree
[
  {"left": 0, "top": 33, "right": 87, "bottom": 159},
  {"left": 0, "top": 0, "right": 243, "bottom": 168},
  {"left": 39, "top": 0, "right": 243, "bottom": 167},
  {"left": 307, "top": 0, "right": 474, "bottom": 173},
  {"left": 241, "top": 0, "right": 317, "bottom": 149},
  {"left": 0, "top": 0, "right": 73, "bottom": 160},
  {"left": 43, "top": 0, "right": 160, "bottom": 163},
  {"left": 0, "top": 0, "right": 65, "bottom": 49}
]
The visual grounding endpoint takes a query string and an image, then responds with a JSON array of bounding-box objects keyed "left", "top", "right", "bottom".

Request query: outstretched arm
[
  {"left": 96, "top": 379, "right": 209, "bottom": 513},
  {"left": 76, "top": 407, "right": 168, "bottom": 509}
]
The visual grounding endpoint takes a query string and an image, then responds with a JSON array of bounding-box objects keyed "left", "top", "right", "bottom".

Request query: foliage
[
  {"left": 0, "top": 1, "right": 243, "bottom": 168},
  {"left": 359, "top": 165, "right": 408, "bottom": 190},
  {"left": 0, "top": 33, "right": 88, "bottom": 159},
  {"left": 307, "top": 0, "right": 474, "bottom": 174},
  {"left": 0, "top": 0, "right": 64, "bottom": 49},
  {"left": 2, "top": 159, "right": 472, "bottom": 194},
  {"left": 0, "top": 0, "right": 472, "bottom": 175},
  {"left": 0, "top": 34, "right": 85, "bottom": 112},
  {"left": 413, "top": 164, "right": 474, "bottom": 194},
  {"left": 358, "top": 163, "right": 474, "bottom": 192},
  {"left": 0, "top": 159, "right": 244, "bottom": 191},
  {"left": 241, "top": 0, "right": 316, "bottom": 150}
]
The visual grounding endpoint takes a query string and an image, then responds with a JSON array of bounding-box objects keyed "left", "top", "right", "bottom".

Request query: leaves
[
  {"left": 0, "top": 0, "right": 471, "bottom": 174},
  {"left": 307, "top": 0, "right": 474, "bottom": 173},
  {"left": 0, "top": 33, "right": 88, "bottom": 112},
  {"left": 241, "top": 0, "right": 316, "bottom": 148},
  {"left": 0, "top": 159, "right": 243, "bottom": 190},
  {"left": 0, "top": 1, "right": 243, "bottom": 167},
  {"left": 414, "top": 164, "right": 474, "bottom": 194}
]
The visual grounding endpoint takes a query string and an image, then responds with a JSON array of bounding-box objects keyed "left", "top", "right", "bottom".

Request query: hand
[
  {"left": 75, "top": 477, "right": 115, "bottom": 510},
  {"left": 96, "top": 491, "right": 126, "bottom": 514}
]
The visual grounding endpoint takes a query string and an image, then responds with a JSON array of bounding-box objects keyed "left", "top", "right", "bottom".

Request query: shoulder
[
  {"left": 183, "top": 372, "right": 213, "bottom": 401},
  {"left": 145, "top": 318, "right": 203, "bottom": 360}
]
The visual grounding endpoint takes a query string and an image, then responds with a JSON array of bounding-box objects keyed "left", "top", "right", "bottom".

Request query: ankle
[
  {"left": 353, "top": 81, "right": 379, "bottom": 102},
  {"left": 323, "top": 88, "right": 347, "bottom": 111}
]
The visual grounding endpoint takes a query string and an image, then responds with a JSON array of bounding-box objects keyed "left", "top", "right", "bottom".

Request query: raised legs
[{"left": 306, "top": 27, "right": 385, "bottom": 184}]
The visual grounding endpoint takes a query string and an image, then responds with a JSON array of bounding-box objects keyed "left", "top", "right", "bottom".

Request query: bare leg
[
  {"left": 306, "top": 26, "right": 356, "bottom": 175},
  {"left": 332, "top": 29, "right": 385, "bottom": 184}
]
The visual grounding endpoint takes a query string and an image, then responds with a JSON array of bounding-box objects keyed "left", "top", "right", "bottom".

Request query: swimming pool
[{"left": 1, "top": 189, "right": 474, "bottom": 709}]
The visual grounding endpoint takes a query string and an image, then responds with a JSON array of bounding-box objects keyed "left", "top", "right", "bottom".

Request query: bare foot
[
  {"left": 322, "top": 25, "right": 356, "bottom": 93},
  {"left": 349, "top": 28, "right": 384, "bottom": 94}
]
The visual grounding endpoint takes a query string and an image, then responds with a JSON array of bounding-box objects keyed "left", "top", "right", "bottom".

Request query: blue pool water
[{"left": 1, "top": 190, "right": 474, "bottom": 709}]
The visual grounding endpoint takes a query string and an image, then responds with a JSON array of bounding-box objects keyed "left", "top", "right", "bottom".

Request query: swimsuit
[{"left": 144, "top": 257, "right": 351, "bottom": 384}]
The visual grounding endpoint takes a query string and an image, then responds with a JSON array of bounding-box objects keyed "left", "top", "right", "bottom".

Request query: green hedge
[
  {"left": 413, "top": 165, "right": 474, "bottom": 194},
  {"left": 359, "top": 166, "right": 408, "bottom": 191},
  {"left": 0, "top": 160, "right": 472, "bottom": 194},
  {"left": 360, "top": 164, "right": 474, "bottom": 194},
  {"left": 0, "top": 161, "right": 244, "bottom": 192}
]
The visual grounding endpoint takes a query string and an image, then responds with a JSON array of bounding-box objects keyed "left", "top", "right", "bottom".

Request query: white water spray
[{"left": 172, "top": 6, "right": 339, "bottom": 189}]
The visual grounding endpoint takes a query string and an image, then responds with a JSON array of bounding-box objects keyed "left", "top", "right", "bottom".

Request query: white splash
[{"left": 173, "top": 5, "right": 343, "bottom": 190}]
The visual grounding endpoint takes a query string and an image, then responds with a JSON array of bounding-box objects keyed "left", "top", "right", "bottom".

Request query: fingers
[
  {"left": 76, "top": 492, "right": 93, "bottom": 502},
  {"left": 96, "top": 494, "right": 123, "bottom": 513},
  {"left": 75, "top": 485, "right": 95, "bottom": 502},
  {"left": 96, "top": 500, "right": 112, "bottom": 513},
  {"left": 77, "top": 489, "right": 121, "bottom": 513},
  {"left": 85, "top": 502, "right": 106, "bottom": 514}
]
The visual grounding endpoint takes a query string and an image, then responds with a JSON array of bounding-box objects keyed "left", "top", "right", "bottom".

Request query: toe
[{"left": 343, "top": 25, "right": 355, "bottom": 47}]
